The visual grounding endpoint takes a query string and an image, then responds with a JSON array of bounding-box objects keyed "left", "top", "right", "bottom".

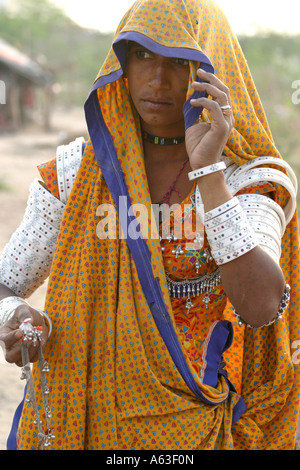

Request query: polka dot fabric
[{"left": 16, "top": 0, "right": 300, "bottom": 450}]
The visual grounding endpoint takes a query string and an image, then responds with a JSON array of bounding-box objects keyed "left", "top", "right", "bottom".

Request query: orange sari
[{"left": 14, "top": 0, "right": 300, "bottom": 450}]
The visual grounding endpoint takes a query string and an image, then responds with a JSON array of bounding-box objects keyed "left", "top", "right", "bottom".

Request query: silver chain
[{"left": 20, "top": 320, "right": 54, "bottom": 449}]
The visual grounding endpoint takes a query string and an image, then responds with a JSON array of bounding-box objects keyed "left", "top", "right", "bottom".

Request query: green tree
[{"left": 0, "top": 0, "right": 113, "bottom": 104}]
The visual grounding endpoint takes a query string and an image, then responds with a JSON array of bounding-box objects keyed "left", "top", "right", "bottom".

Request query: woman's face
[{"left": 125, "top": 42, "right": 190, "bottom": 137}]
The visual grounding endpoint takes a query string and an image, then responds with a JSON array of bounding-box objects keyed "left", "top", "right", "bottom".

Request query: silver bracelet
[{"left": 234, "top": 284, "right": 291, "bottom": 328}]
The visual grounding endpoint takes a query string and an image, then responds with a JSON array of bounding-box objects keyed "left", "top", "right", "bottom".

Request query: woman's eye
[
  {"left": 136, "top": 50, "right": 152, "bottom": 59},
  {"left": 174, "top": 58, "right": 189, "bottom": 66}
]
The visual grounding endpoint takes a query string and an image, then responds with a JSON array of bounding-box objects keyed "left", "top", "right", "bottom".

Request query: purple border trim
[
  {"left": 113, "top": 31, "right": 214, "bottom": 66},
  {"left": 6, "top": 385, "right": 26, "bottom": 450},
  {"left": 201, "top": 321, "right": 234, "bottom": 388}
]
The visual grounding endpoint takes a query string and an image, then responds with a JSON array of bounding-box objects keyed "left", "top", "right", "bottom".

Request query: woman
[{"left": 0, "top": 0, "right": 299, "bottom": 450}]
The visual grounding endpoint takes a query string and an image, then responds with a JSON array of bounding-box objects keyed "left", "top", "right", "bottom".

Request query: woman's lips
[{"left": 142, "top": 98, "right": 173, "bottom": 111}]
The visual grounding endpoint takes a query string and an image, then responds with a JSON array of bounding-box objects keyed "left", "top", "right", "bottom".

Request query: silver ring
[{"left": 220, "top": 104, "right": 232, "bottom": 110}]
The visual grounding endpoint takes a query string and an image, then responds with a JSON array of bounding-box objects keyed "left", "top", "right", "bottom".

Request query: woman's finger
[
  {"left": 190, "top": 96, "right": 234, "bottom": 129},
  {"left": 192, "top": 81, "right": 229, "bottom": 107},
  {"left": 196, "top": 69, "right": 232, "bottom": 105},
  {"left": 0, "top": 326, "right": 23, "bottom": 349},
  {"left": 0, "top": 329, "right": 22, "bottom": 365},
  {"left": 1, "top": 326, "right": 41, "bottom": 366}
]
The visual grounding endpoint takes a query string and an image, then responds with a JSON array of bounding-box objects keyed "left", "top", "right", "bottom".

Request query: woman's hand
[
  {"left": 0, "top": 304, "right": 48, "bottom": 367},
  {"left": 185, "top": 69, "right": 235, "bottom": 170}
]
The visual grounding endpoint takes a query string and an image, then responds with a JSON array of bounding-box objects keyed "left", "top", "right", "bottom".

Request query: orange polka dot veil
[{"left": 14, "top": 0, "right": 300, "bottom": 450}]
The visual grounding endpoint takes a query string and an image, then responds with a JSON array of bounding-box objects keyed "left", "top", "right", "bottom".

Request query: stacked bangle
[
  {"left": 204, "top": 197, "right": 259, "bottom": 266},
  {"left": 0, "top": 138, "right": 85, "bottom": 300},
  {"left": 196, "top": 191, "right": 286, "bottom": 266},
  {"left": 227, "top": 165, "right": 297, "bottom": 226},
  {"left": 237, "top": 194, "right": 285, "bottom": 263}
]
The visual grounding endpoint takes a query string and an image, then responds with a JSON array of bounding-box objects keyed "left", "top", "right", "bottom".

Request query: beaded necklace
[{"left": 143, "top": 130, "right": 185, "bottom": 146}]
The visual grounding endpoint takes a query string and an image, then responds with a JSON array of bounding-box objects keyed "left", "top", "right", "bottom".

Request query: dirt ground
[{"left": 0, "top": 105, "right": 299, "bottom": 451}]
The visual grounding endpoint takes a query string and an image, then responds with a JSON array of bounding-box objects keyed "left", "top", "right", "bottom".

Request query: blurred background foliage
[
  {"left": 0, "top": 0, "right": 299, "bottom": 169},
  {"left": 0, "top": 0, "right": 113, "bottom": 105}
]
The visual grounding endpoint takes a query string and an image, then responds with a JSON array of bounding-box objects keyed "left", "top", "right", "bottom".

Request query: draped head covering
[{"left": 14, "top": 0, "right": 300, "bottom": 450}]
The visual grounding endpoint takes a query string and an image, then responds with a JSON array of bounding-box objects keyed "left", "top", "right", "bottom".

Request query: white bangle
[
  {"left": 188, "top": 161, "right": 226, "bottom": 181},
  {"left": 237, "top": 194, "right": 284, "bottom": 262},
  {"left": 237, "top": 194, "right": 286, "bottom": 234},
  {"left": 213, "top": 237, "right": 258, "bottom": 266},
  {"left": 204, "top": 197, "right": 239, "bottom": 222},
  {"left": 205, "top": 204, "right": 244, "bottom": 230},
  {"left": 228, "top": 156, "right": 298, "bottom": 193},
  {"left": 0, "top": 296, "right": 27, "bottom": 327},
  {"left": 0, "top": 296, "right": 52, "bottom": 336},
  {"left": 246, "top": 218, "right": 282, "bottom": 244},
  {"left": 56, "top": 137, "right": 84, "bottom": 204},
  {"left": 228, "top": 167, "right": 296, "bottom": 225},
  {"left": 210, "top": 224, "right": 251, "bottom": 245},
  {"left": 211, "top": 231, "right": 256, "bottom": 257},
  {"left": 205, "top": 200, "right": 259, "bottom": 265},
  {"left": 243, "top": 209, "right": 282, "bottom": 231}
]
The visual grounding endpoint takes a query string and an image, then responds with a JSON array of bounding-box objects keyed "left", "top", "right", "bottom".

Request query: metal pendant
[
  {"left": 202, "top": 293, "right": 211, "bottom": 310},
  {"left": 185, "top": 295, "right": 194, "bottom": 313}
]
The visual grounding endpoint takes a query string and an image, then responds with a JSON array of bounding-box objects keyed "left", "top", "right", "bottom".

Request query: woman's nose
[{"left": 149, "top": 61, "right": 171, "bottom": 89}]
